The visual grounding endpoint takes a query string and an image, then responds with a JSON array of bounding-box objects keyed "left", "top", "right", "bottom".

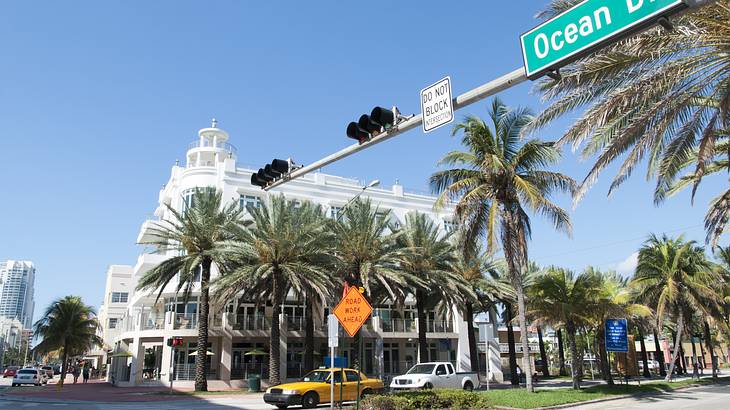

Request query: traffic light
[
  {"left": 250, "top": 158, "right": 296, "bottom": 189},
  {"left": 346, "top": 106, "right": 400, "bottom": 144}
]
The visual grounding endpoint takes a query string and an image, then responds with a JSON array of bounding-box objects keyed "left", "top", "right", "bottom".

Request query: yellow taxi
[{"left": 263, "top": 368, "right": 384, "bottom": 409}]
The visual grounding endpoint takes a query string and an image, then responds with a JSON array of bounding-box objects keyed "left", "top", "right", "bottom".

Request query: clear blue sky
[{"left": 0, "top": 1, "right": 725, "bottom": 323}]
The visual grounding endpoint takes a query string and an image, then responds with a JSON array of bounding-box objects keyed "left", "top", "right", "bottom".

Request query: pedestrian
[
  {"left": 82, "top": 366, "right": 90, "bottom": 384},
  {"left": 72, "top": 366, "right": 81, "bottom": 384}
]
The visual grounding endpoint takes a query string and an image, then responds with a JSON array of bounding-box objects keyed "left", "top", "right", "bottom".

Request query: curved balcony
[{"left": 187, "top": 140, "right": 237, "bottom": 155}]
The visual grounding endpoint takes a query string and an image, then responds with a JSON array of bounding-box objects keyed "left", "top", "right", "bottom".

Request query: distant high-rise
[{"left": 0, "top": 260, "right": 35, "bottom": 329}]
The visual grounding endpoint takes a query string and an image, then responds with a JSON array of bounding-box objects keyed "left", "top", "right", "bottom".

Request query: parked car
[
  {"left": 41, "top": 365, "right": 54, "bottom": 378},
  {"left": 3, "top": 366, "right": 19, "bottom": 378},
  {"left": 52, "top": 364, "right": 61, "bottom": 374},
  {"left": 12, "top": 368, "right": 47, "bottom": 386},
  {"left": 264, "top": 368, "right": 384, "bottom": 409},
  {"left": 390, "top": 362, "right": 479, "bottom": 391}
]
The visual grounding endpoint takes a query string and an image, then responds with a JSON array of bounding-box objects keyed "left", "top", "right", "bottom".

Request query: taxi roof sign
[{"left": 333, "top": 286, "right": 373, "bottom": 337}]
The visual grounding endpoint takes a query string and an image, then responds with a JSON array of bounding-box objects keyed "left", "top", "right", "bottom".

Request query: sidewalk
[{"left": 2, "top": 374, "right": 255, "bottom": 403}]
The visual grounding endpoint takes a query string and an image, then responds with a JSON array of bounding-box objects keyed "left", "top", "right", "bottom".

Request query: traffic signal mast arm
[{"left": 263, "top": 67, "right": 527, "bottom": 191}]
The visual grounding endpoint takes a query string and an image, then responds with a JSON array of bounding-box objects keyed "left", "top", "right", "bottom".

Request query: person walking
[
  {"left": 72, "top": 366, "right": 81, "bottom": 384},
  {"left": 82, "top": 366, "right": 90, "bottom": 384}
]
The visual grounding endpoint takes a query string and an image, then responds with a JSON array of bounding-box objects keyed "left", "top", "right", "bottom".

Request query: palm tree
[
  {"left": 33, "top": 296, "right": 102, "bottom": 388},
  {"left": 590, "top": 269, "right": 651, "bottom": 384},
  {"left": 526, "top": 1, "right": 729, "bottom": 246},
  {"left": 137, "top": 188, "right": 243, "bottom": 391},
  {"left": 632, "top": 234, "right": 724, "bottom": 380},
  {"left": 529, "top": 267, "right": 603, "bottom": 389},
  {"left": 396, "top": 212, "right": 474, "bottom": 363},
  {"left": 450, "top": 240, "right": 506, "bottom": 373},
  {"left": 214, "top": 196, "right": 335, "bottom": 386},
  {"left": 431, "top": 98, "right": 576, "bottom": 391}
]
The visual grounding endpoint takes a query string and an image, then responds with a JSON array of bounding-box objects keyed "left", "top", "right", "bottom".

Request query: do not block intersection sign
[{"left": 421, "top": 76, "right": 454, "bottom": 133}]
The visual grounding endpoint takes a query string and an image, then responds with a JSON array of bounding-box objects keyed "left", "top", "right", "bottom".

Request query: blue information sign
[{"left": 605, "top": 318, "right": 628, "bottom": 352}]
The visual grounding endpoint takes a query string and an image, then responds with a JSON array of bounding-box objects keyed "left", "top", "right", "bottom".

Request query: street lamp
[{"left": 336, "top": 179, "right": 380, "bottom": 221}]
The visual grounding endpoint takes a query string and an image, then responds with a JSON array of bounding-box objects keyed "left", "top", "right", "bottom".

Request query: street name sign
[
  {"left": 605, "top": 318, "right": 629, "bottom": 352},
  {"left": 421, "top": 76, "right": 454, "bottom": 133},
  {"left": 520, "top": 0, "right": 688, "bottom": 79},
  {"left": 327, "top": 314, "right": 339, "bottom": 348},
  {"left": 333, "top": 286, "right": 373, "bottom": 337}
]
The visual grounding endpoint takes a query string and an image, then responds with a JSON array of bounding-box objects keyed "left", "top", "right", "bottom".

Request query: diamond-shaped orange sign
[{"left": 333, "top": 286, "right": 373, "bottom": 337}]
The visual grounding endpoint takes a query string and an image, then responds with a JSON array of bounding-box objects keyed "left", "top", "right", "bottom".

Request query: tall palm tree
[
  {"left": 632, "top": 234, "right": 724, "bottom": 380},
  {"left": 33, "top": 296, "right": 102, "bottom": 388},
  {"left": 396, "top": 212, "right": 474, "bottom": 362},
  {"left": 137, "top": 188, "right": 242, "bottom": 391},
  {"left": 526, "top": 1, "right": 730, "bottom": 246},
  {"left": 214, "top": 196, "right": 335, "bottom": 386},
  {"left": 431, "top": 98, "right": 576, "bottom": 391},
  {"left": 529, "top": 267, "right": 603, "bottom": 389}
]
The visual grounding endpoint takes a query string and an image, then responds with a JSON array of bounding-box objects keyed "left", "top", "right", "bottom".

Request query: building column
[
  {"left": 220, "top": 332, "right": 233, "bottom": 383},
  {"left": 454, "top": 307, "right": 471, "bottom": 372},
  {"left": 160, "top": 340, "right": 173, "bottom": 386},
  {"left": 130, "top": 337, "right": 145, "bottom": 385}
]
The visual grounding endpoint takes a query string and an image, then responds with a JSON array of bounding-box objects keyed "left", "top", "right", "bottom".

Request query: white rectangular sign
[
  {"left": 421, "top": 76, "right": 454, "bottom": 133},
  {"left": 327, "top": 314, "right": 339, "bottom": 347}
]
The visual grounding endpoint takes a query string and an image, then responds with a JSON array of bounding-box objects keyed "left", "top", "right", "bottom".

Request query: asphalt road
[{"left": 573, "top": 383, "right": 730, "bottom": 409}]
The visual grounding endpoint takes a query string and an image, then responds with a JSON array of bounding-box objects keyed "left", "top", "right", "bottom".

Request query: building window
[
  {"left": 329, "top": 206, "right": 344, "bottom": 219},
  {"left": 111, "top": 292, "right": 128, "bottom": 303},
  {"left": 444, "top": 220, "right": 459, "bottom": 233},
  {"left": 108, "top": 318, "right": 118, "bottom": 329},
  {"left": 240, "top": 195, "right": 261, "bottom": 213}
]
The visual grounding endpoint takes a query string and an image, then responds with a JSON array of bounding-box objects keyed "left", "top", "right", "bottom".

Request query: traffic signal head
[
  {"left": 251, "top": 173, "right": 267, "bottom": 188},
  {"left": 270, "top": 159, "right": 289, "bottom": 174},
  {"left": 250, "top": 159, "right": 295, "bottom": 189},
  {"left": 370, "top": 107, "right": 395, "bottom": 129},
  {"left": 346, "top": 122, "right": 370, "bottom": 143}
]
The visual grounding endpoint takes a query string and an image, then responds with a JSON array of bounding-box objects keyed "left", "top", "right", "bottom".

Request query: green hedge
[{"left": 360, "top": 389, "right": 491, "bottom": 410}]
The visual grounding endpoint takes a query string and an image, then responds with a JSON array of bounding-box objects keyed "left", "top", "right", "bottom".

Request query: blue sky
[{"left": 0, "top": 1, "right": 725, "bottom": 323}]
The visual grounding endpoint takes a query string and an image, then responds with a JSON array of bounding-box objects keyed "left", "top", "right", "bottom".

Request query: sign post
[
  {"left": 333, "top": 286, "right": 373, "bottom": 410},
  {"left": 520, "top": 0, "right": 688, "bottom": 79},
  {"left": 420, "top": 76, "right": 454, "bottom": 133},
  {"left": 327, "top": 314, "right": 338, "bottom": 410}
]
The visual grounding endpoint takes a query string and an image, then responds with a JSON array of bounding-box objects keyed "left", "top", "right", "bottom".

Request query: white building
[
  {"left": 103, "top": 122, "right": 502, "bottom": 388},
  {"left": 87, "top": 265, "right": 134, "bottom": 367},
  {"left": 0, "top": 260, "right": 35, "bottom": 329}
]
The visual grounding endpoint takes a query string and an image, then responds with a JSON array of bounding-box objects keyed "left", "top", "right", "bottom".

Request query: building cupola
[{"left": 185, "top": 118, "right": 237, "bottom": 167}]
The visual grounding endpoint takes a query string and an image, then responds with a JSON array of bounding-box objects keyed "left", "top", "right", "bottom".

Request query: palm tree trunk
[
  {"left": 465, "top": 302, "right": 479, "bottom": 372},
  {"left": 505, "top": 303, "right": 519, "bottom": 385},
  {"left": 666, "top": 311, "right": 684, "bottom": 381},
  {"left": 597, "top": 325, "right": 613, "bottom": 384},
  {"left": 537, "top": 327, "right": 549, "bottom": 377},
  {"left": 703, "top": 321, "right": 716, "bottom": 379},
  {"left": 303, "top": 291, "right": 314, "bottom": 372},
  {"left": 502, "top": 209, "right": 533, "bottom": 392},
  {"left": 415, "top": 289, "right": 428, "bottom": 363},
  {"left": 566, "top": 320, "right": 581, "bottom": 390},
  {"left": 653, "top": 330, "right": 666, "bottom": 377},
  {"left": 690, "top": 335, "right": 698, "bottom": 377},
  {"left": 269, "top": 268, "right": 283, "bottom": 386},
  {"left": 557, "top": 329, "right": 567, "bottom": 376},
  {"left": 195, "top": 258, "right": 212, "bottom": 392},
  {"left": 59, "top": 344, "right": 68, "bottom": 389},
  {"left": 638, "top": 328, "right": 650, "bottom": 378}
]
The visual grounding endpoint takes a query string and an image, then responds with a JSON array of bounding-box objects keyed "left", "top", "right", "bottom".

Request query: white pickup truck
[{"left": 389, "top": 362, "right": 479, "bottom": 391}]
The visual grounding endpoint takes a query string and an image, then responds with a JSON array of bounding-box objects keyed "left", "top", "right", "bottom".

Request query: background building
[
  {"left": 0, "top": 260, "right": 35, "bottom": 329},
  {"left": 101, "top": 121, "right": 502, "bottom": 388}
]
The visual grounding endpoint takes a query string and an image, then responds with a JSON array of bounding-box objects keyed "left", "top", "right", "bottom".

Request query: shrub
[{"left": 360, "top": 389, "right": 491, "bottom": 410}]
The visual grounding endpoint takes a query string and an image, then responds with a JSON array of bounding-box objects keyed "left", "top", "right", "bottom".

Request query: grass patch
[{"left": 481, "top": 376, "right": 730, "bottom": 409}]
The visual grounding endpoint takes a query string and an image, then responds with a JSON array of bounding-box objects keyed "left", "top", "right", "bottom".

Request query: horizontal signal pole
[{"left": 264, "top": 67, "right": 527, "bottom": 190}]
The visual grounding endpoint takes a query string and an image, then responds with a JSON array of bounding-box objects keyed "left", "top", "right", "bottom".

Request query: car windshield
[
  {"left": 302, "top": 370, "right": 331, "bottom": 382},
  {"left": 407, "top": 364, "right": 436, "bottom": 374},
  {"left": 42, "top": 366, "right": 51, "bottom": 370},
  {"left": 18, "top": 370, "right": 37, "bottom": 374}
]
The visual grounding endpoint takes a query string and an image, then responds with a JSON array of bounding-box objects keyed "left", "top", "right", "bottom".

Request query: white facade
[
  {"left": 102, "top": 122, "right": 500, "bottom": 387},
  {"left": 0, "top": 260, "right": 35, "bottom": 329}
]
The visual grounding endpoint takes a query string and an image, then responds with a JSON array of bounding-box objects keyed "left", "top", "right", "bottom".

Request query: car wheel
[
  {"left": 422, "top": 382, "right": 433, "bottom": 390},
  {"left": 275, "top": 406, "right": 288, "bottom": 410},
  {"left": 360, "top": 388, "right": 373, "bottom": 399},
  {"left": 463, "top": 381, "right": 474, "bottom": 391},
  {"left": 301, "top": 391, "right": 319, "bottom": 409}
]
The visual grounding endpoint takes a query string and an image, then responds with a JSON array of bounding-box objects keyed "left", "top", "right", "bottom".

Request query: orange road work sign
[{"left": 333, "top": 286, "right": 373, "bottom": 337}]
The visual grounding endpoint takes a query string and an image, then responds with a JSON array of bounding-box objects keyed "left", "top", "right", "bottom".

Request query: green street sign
[{"left": 520, "top": 0, "right": 687, "bottom": 79}]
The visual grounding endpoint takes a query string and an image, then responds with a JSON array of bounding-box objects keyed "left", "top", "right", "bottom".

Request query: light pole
[{"left": 335, "top": 179, "right": 380, "bottom": 221}]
